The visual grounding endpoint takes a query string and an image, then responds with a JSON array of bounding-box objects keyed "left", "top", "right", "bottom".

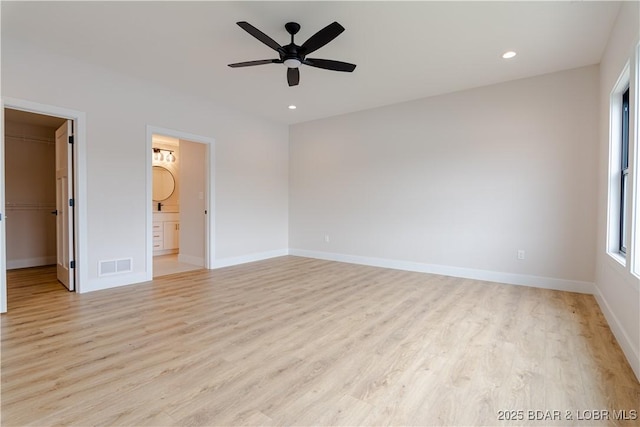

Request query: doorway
[
  {"left": 147, "top": 126, "right": 214, "bottom": 279},
  {"left": 1, "top": 99, "right": 86, "bottom": 313},
  {"left": 3, "top": 109, "right": 74, "bottom": 297}
]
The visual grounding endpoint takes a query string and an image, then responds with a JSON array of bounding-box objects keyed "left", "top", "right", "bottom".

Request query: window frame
[
  {"left": 632, "top": 43, "right": 640, "bottom": 279},
  {"left": 607, "top": 63, "right": 630, "bottom": 265},
  {"left": 620, "top": 87, "right": 630, "bottom": 255}
]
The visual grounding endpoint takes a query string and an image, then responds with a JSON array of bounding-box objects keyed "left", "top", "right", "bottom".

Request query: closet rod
[
  {"left": 6, "top": 202, "right": 56, "bottom": 211},
  {"left": 4, "top": 134, "right": 55, "bottom": 145}
]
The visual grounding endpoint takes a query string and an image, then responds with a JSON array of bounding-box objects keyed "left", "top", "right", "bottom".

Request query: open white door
[
  {"left": 55, "top": 120, "right": 75, "bottom": 291},
  {"left": 0, "top": 107, "right": 6, "bottom": 312}
]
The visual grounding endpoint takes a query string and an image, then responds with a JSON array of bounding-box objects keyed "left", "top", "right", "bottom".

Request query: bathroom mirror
[{"left": 152, "top": 166, "right": 175, "bottom": 201}]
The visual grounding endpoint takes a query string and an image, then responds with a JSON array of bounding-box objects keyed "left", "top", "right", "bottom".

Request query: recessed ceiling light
[
  {"left": 288, "top": 105, "right": 297, "bottom": 110},
  {"left": 502, "top": 51, "right": 517, "bottom": 59}
]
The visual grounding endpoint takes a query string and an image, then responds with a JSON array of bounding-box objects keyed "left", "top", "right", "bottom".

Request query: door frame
[
  {"left": 1, "top": 98, "right": 87, "bottom": 312},
  {"left": 145, "top": 125, "right": 215, "bottom": 280}
]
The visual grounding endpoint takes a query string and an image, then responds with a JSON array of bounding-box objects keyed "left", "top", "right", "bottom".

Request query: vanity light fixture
[{"left": 152, "top": 148, "right": 176, "bottom": 163}]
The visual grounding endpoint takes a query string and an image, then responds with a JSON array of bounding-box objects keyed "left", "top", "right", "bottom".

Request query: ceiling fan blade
[
  {"left": 228, "top": 59, "right": 280, "bottom": 68},
  {"left": 287, "top": 68, "right": 300, "bottom": 86},
  {"left": 301, "top": 21, "right": 345, "bottom": 55},
  {"left": 237, "top": 21, "right": 282, "bottom": 51},
  {"left": 304, "top": 58, "right": 356, "bottom": 72}
]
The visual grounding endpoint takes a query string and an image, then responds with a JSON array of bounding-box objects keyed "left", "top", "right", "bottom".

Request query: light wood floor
[
  {"left": 2, "top": 257, "right": 638, "bottom": 426},
  {"left": 153, "top": 254, "right": 203, "bottom": 278}
]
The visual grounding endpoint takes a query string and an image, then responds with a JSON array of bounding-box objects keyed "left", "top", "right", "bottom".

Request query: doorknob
[{"left": 51, "top": 210, "right": 58, "bottom": 216}]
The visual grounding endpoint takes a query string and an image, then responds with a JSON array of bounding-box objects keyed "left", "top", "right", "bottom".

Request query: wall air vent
[{"left": 99, "top": 258, "right": 133, "bottom": 276}]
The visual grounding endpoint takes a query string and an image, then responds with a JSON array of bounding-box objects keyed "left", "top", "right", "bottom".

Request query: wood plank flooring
[
  {"left": 2, "top": 256, "right": 639, "bottom": 426},
  {"left": 153, "top": 254, "right": 203, "bottom": 278}
]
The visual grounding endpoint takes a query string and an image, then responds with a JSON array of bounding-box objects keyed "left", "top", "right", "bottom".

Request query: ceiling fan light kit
[
  {"left": 284, "top": 58, "right": 301, "bottom": 68},
  {"left": 228, "top": 21, "right": 357, "bottom": 87}
]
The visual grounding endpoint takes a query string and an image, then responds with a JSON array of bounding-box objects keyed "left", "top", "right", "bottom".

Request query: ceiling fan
[{"left": 228, "top": 21, "right": 356, "bottom": 87}]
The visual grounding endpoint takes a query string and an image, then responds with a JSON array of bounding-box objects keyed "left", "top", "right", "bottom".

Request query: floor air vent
[{"left": 99, "top": 258, "right": 133, "bottom": 276}]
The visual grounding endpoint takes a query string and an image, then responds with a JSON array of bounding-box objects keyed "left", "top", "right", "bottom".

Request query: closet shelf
[{"left": 6, "top": 202, "right": 56, "bottom": 211}]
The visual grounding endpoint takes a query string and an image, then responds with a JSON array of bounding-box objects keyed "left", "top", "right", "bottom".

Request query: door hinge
[
  {"left": 69, "top": 198, "right": 75, "bottom": 207},
  {"left": 70, "top": 260, "right": 76, "bottom": 269},
  {"left": 0, "top": 213, "right": 2, "bottom": 221},
  {"left": 68, "top": 135, "right": 74, "bottom": 144}
]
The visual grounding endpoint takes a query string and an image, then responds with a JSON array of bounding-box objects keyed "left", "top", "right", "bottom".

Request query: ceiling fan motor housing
[{"left": 282, "top": 46, "right": 302, "bottom": 68}]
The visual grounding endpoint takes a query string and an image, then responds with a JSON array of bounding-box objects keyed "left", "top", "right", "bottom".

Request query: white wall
[
  {"left": 290, "top": 65, "right": 599, "bottom": 291},
  {"left": 179, "top": 139, "right": 207, "bottom": 266},
  {"left": 595, "top": 1, "right": 640, "bottom": 380},
  {"left": 2, "top": 38, "right": 289, "bottom": 292},
  {"left": 4, "top": 120, "right": 57, "bottom": 268}
]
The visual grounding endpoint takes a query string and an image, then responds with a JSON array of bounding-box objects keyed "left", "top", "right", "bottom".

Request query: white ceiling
[{"left": 2, "top": 1, "right": 621, "bottom": 125}]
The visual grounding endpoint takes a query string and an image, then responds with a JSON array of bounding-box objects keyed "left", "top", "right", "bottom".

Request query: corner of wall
[{"left": 593, "top": 282, "right": 640, "bottom": 381}]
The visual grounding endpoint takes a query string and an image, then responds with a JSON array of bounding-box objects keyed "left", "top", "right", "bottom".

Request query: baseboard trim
[
  {"left": 178, "top": 254, "right": 204, "bottom": 267},
  {"left": 7, "top": 256, "right": 56, "bottom": 270},
  {"left": 289, "top": 249, "right": 595, "bottom": 294},
  {"left": 593, "top": 284, "right": 640, "bottom": 381},
  {"left": 82, "top": 272, "right": 149, "bottom": 294},
  {"left": 212, "top": 249, "right": 289, "bottom": 269}
]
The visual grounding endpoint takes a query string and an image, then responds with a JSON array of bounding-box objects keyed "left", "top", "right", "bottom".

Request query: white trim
[
  {"left": 146, "top": 125, "right": 215, "bottom": 280},
  {"left": 289, "top": 249, "right": 595, "bottom": 294},
  {"left": 1, "top": 98, "right": 87, "bottom": 308},
  {"left": 83, "top": 272, "right": 149, "bottom": 293},
  {"left": 153, "top": 249, "right": 178, "bottom": 256},
  {"left": 212, "top": 249, "right": 289, "bottom": 269},
  {"left": 0, "top": 107, "right": 6, "bottom": 313},
  {"left": 7, "top": 257, "right": 56, "bottom": 270},
  {"left": 601, "top": 252, "right": 640, "bottom": 292},
  {"left": 632, "top": 42, "right": 640, "bottom": 279},
  {"left": 606, "top": 63, "right": 631, "bottom": 264},
  {"left": 593, "top": 284, "right": 640, "bottom": 381},
  {"left": 178, "top": 254, "right": 204, "bottom": 267},
  {"left": 609, "top": 251, "right": 627, "bottom": 268}
]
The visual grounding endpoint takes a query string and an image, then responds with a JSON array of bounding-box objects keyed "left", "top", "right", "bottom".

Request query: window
[
  {"left": 620, "top": 87, "right": 630, "bottom": 255},
  {"left": 634, "top": 45, "right": 640, "bottom": 278},
  {"left": 607, "top": 64, "right": 630, "bottom": 263}
]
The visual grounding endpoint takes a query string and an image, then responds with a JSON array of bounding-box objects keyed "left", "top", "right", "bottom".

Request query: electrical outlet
[{"left": 517, "top": 249, "right": 525, "bottom": 260}]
